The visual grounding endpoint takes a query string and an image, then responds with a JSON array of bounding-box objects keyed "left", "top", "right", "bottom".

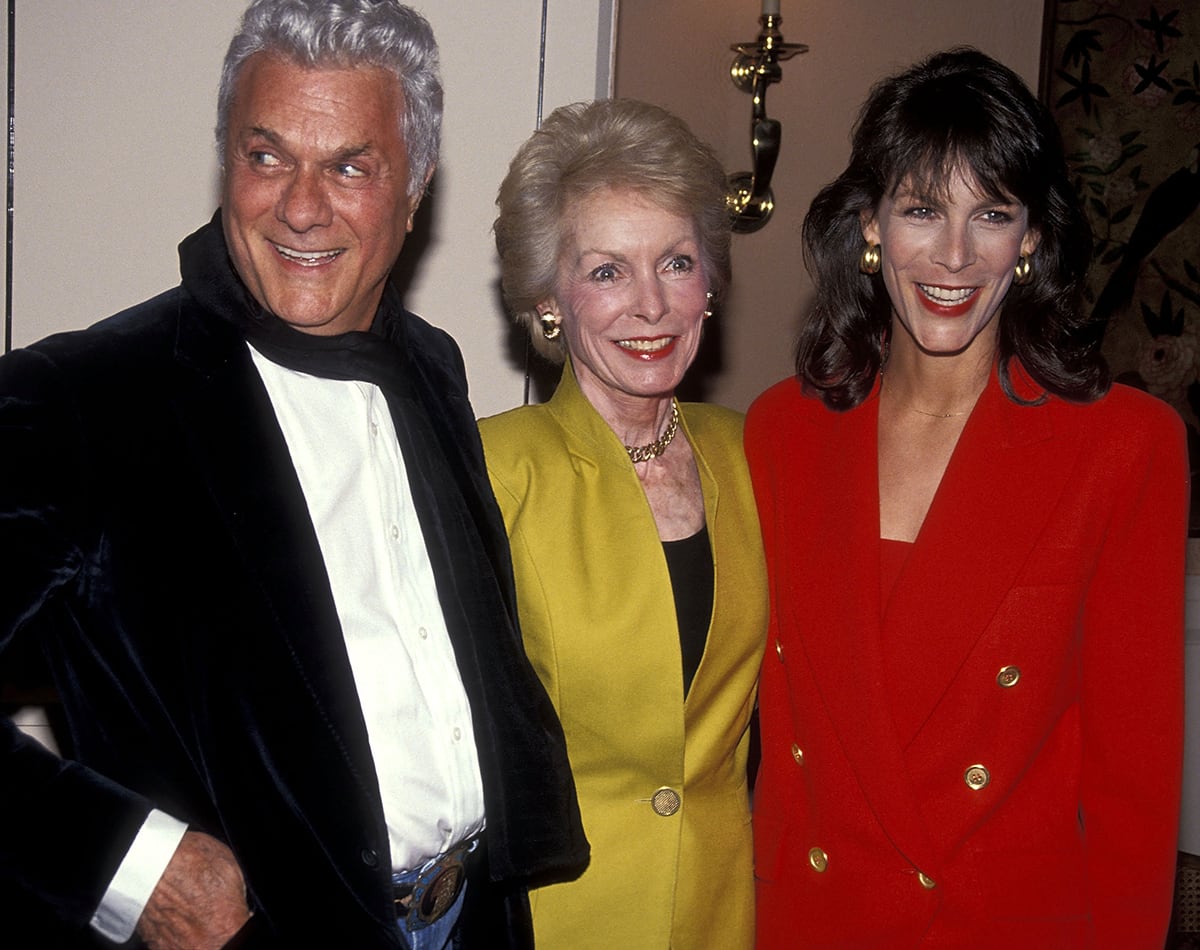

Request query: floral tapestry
[{"left": 1042, "top": 2, "right": 1200, "bottom": 531}]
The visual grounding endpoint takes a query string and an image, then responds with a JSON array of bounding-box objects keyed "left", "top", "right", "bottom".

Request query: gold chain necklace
[{"left": 625, "top": 401, "right": 679, "bottom": 463}]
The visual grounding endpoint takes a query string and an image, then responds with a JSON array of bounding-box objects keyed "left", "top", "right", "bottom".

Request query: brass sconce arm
[{"left": 727, "top": 14, "right": 807, "bottom": 233}]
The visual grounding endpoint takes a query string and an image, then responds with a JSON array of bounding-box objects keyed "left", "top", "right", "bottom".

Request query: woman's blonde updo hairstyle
[{"left": 494, "top": 98, "right": 731, "bottom": 362}]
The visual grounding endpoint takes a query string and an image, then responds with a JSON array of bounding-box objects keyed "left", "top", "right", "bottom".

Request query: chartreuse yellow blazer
[{"left": 479, "top": 363, "right": 767, "bottom": 950}]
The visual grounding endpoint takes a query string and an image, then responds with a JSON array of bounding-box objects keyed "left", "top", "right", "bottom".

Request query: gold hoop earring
[
  {"left": 1013, "top": 255, "right": 1032, "bottom": 286},
  {"left": 539, "top": 311, "right": 561, "bottom": 341},
  {"left": 859, "top": 243, "right": 881, "bottom": 275}
]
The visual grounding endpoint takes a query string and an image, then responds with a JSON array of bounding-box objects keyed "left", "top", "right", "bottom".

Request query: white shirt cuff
[{"left": 90, "top": 809, "right": 188, "bottom": 943}]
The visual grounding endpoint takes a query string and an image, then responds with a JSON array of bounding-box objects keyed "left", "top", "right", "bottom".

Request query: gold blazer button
[
  {"left": 651, "top": 787, "right": 681, "bottom": 816},
  {"left": 964, "top": 764, "right": 991, "bottom": 790},
  {"left": 791, "top": 744, "right": 805, "bottom": 766},
  {"left": 917, "top": 872, "right": 936, "bottom": 889},
  {"left": 996, "top": 665, "right": 1021, "bottom": 688},
  {"left": 808, "top": 847, "right": 828, "bottom": 873}
]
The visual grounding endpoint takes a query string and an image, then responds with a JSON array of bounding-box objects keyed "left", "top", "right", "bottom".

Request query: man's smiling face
[{"left": 220, "top": 53, "right": 422, "bottom": 335}]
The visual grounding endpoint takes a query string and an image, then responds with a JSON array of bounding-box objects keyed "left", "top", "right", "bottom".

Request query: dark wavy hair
[{"left": 798, "top": 47, "right": 1108, "bottom": 409}]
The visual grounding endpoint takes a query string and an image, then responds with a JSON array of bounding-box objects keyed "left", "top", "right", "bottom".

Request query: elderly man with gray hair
[{"left": 0, "top": 1, "right": 586, "bottom": 947}]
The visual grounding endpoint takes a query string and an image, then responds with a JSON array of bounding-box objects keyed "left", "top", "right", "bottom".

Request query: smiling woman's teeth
[
  {"left": 616, "top": 338, "right": 672, "bottom": 352},
  {"left": 275, "top": 245, "right": 341, "bottom": 265},
  {"left": 918, "top": 284, "right": 975, "bottom": 303}
]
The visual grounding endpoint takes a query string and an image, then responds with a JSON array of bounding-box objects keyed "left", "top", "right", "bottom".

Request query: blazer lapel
[
  {"left": 785, "top": 389, "right": 943, "bottom": 874},
  {"left": 883, "top": 368, "right": 1075, "bottom": 748},
  {"left": 682, "top": 409, "right": 721, "bottom": 711},
  {"left": 168, "top": 301, "right": 383, "bottom": 808}
]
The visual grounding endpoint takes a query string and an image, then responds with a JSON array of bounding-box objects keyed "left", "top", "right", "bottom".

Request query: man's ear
[{"left": 406, "top": 165, "right": 437, "bottom": 232}]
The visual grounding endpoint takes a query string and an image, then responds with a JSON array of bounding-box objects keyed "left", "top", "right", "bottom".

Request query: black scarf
[{"left": 179, "top": 210, "right": 419, "bottom": 395}]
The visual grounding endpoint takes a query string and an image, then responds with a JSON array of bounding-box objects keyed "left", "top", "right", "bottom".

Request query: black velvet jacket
[{"left": 0, "top": 216, "right": 587, "bottom": 947}]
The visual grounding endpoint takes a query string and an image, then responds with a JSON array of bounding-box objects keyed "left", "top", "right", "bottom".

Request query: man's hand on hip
[{"left": 136, "top": 830, "right": 251, "bottom": 949}]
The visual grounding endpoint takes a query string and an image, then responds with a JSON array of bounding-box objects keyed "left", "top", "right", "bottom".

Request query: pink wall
[{"left": 615, "top": 0, "right": 1046, "bottom": 411}]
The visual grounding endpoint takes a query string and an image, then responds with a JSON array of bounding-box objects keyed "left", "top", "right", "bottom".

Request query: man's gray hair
[{"left": 216, "top": 0, "right": 442, "bottom": 197}]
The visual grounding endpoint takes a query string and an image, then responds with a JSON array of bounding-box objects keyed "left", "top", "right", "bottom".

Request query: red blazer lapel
[
  {"left": 882, "top": 369, "right": 1078, "bottom": 748},
  {"left": 782, "top": 387, "right": 942, "bottom": 875}
]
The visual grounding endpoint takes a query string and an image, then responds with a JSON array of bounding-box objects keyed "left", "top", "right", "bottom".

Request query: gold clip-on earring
[
  {"left": 859, "top": 243, "right": 881, "bottom": 275},
  {"left": 539, "top": 311, "right": 561, "bottom": 341},
  {"left": 1013, "top": 255, "right": 1032, "bottom": 285}
]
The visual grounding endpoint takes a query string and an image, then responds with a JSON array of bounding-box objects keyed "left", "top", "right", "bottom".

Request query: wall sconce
[{"left": 727, "top": 6, "right": 808, "bottom": 233}]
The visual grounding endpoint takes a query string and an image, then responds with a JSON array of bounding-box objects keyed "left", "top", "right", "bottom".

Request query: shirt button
[
  {"left": 453, "top": 727, "right": 462, "bottom": 741},
  {"left": 808, "top": 847, "right": 828, "bottom": 873},
  {"left": 390, "top": 524, "right": 400, "bottom": 540},
  {"left": 370, "top": 421, "right": 379, "bottom": 437},
  {"left": 964, "top": 764, "right": 990, "bottom": 790},
  {"left": 791, "top": 744, "right": 804, "bottom": 766},
  {"left": 651, "top": 787, "right": 681, "bottom": 816},
  {"left": 996, "top": 665, "right": 1021, "bottom": 688},
  {"left": 419, "top": 627, "right": 429, "bottom": 640}
]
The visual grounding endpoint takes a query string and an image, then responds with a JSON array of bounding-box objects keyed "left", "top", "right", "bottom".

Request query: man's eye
[
  {"left": 336, "top": 163, "right": 367, "bottom": 179},
  {"left": 248, "top": 151, "right": 282, "bottom": 167}
]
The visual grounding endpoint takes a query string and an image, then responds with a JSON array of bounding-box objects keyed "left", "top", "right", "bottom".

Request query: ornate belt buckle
[{"left": 409, "top": 847, "right": 467, "bottom": 926}]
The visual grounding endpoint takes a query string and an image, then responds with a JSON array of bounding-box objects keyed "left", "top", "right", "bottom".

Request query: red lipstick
[
  {"left": 916, "top": 284, "right": 978, "bottom": 317},
  {"left": 615, "top": 336, "right": 678, "bottom": 361}
]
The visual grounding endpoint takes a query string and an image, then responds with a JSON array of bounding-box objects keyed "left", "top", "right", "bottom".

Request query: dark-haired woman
[{"left": 747, "top": 48, "right": 1187, "bottom": 947}]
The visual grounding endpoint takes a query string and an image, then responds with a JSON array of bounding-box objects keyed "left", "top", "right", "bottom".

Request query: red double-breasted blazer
[{"left": 745, "top": 368, "right": 1188, "bottom": 948}]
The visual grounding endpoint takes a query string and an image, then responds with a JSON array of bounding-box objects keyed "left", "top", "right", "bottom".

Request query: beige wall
[
  {"left": 7, "top": 1, "right": 613, "bottom": 418},
  {"left": 615, "top": 0, "right": 1046, "bottom": 411}
]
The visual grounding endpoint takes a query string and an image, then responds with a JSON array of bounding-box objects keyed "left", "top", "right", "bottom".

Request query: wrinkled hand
[{"left": 136, "top": 830, "right": 251, "bottom": 950}]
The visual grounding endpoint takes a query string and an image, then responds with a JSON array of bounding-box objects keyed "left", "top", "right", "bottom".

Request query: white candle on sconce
[{"left": 762, "top": 0, "right": 780, "bottom": 15}]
